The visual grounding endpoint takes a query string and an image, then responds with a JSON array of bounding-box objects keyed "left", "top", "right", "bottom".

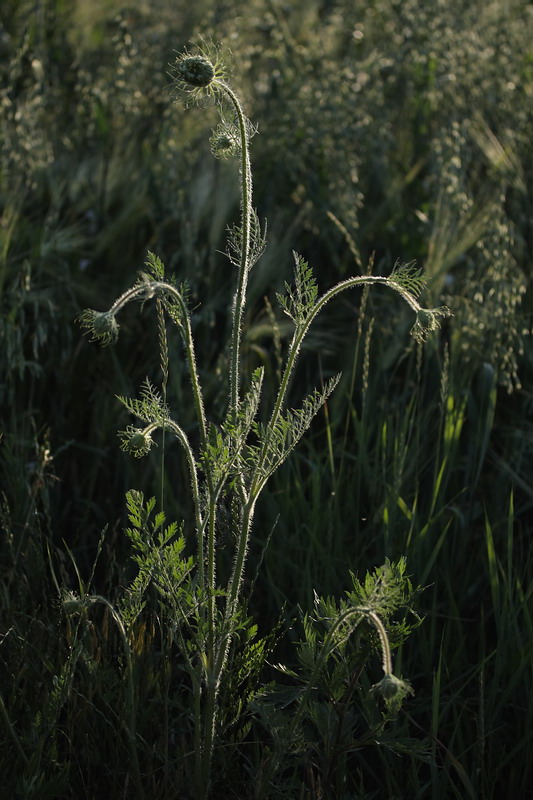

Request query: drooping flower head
[
  {"left": 79, "top": 308, "right": 120, "bottom": 346},
  {"left": 210, "top": 125, "right": 240, "bottom": 159},
  {"left": 410, "top": 305, "right": 452, "bottom": 343},
  {"left": 118, "top": 426, "right": 155, "bottom": 458},
  {"left": 371, "top": 672, "right": 414, "bottom": 713}
]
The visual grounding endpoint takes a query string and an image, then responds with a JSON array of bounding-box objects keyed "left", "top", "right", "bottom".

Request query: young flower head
[
  {"left": 62, "top": 590, "right": 89, "bottom": 616},
  {"left": 119, "top": 425, "right": 155, "bottom": 458},
  {"left": 79, "top": 308, "right": 120, "bottom": 346},
  {"left": 371, "top": 672, "right": 414, "bottom": 712},
  {"left": 210, "top": 112, "right": 257, "bottom": 159},
  {"left": 410, "top": 305, "right": 452, "bottom": 343},
  {"left": 210, "top": 123, "right": 240, "bottom": 159},
  {"left": 170, "top": 40, "right": 227, "bottom": 103}
]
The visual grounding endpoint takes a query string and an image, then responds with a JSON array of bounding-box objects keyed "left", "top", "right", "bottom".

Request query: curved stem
[
  {"left": 250, "top": 275, "right": 420, "bottom": 496},
  {"left": 108, "top": 280, "right": 209, "bottom": 452},
  {"left": 258, "top": 604, "right": 389, "bottom": 798},
  {"left": 273, "top": 276, "right": 403, "bottom": 428},
  {"left": 163, "top": 419, "right": 205, "bottom": 590}
]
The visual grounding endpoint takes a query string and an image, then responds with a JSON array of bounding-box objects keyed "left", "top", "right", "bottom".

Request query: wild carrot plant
[{"left": 78, "top": 41, "right": 450, "bottom": 798}]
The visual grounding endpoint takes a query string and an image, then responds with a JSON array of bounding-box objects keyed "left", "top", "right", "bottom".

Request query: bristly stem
[
  {"left": 219, "top": 82, "right": 253, "bottom": 417},
  {"left": 164, "top": 419, "right": 205, "bottom": 590}
]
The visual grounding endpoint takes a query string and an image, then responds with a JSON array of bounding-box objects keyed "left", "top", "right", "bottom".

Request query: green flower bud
[
  {"left": 371, "top": 673, "right": 414, "bottom": 711},
  {"left": 410, "top": 306, "right": 451, "bottom": 343},
  {"left": 119, "top": 426, "right": 155, "bottom": 458},
  {"left": 174, "top": 55, "right": 215, "bottom": 88},
  {"left": 62, "top": 591, "right": 87, "bottom": 616},
  {"left": 210, "top": 125, "right": 240, "bottom": 159},
  {"left": 170, "top": 41, "right": 227, "bottom": 102},
  {"left": 79, "top": 308, "right": 119, "bottom": 346}
]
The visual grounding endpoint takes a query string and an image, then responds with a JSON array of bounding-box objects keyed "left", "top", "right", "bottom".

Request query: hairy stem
[
  {"left": 219, "top": 82, "right": 253, "bottom": 416},
  {"left": 105, "top": 280, "right": 208, "bottom": 451},
  {"left": 164, "top": 419, "right": 205, "bottom": 589}
]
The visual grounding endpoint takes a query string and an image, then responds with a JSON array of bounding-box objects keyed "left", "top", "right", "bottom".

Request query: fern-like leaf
[
  {"left": 388, "top": 261, "right": 427, "bottom": 298},
  {"left": 117, "top": 378, "right": 170, "bottom": 426},
  {"left": 249, "top": 373, "right": 341, "bottom": 487},
  {"left": 226, "top": 208, "right": 266, "bottom": 271},
  {"left": 277, "top": 251, "right": 318, "bottom": 325}
]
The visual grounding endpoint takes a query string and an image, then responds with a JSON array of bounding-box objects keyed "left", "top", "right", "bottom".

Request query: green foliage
[
  {"left": 118, "top": 378, "right": 170, "bottom": 428},
  {"left": 72, "top": 34, "right": 435, "bottom": 798},
  {"left": 277, "top": 251, "right": 319, "bottom": 325},
  {"left": 249, "top": 374, "right": 341, "bottom": 489},
  {"left": 252, "top": 560, "right": 422, "bottom": 796},
  {"left": 120, "top": 490, "right": 194, "bottom": 629}
]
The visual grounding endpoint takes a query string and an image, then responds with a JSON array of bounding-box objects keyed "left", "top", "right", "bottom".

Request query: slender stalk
[
  {"left": 206, "top": 495, "right": 217, "bottom": 659},
  {"left": 225, "top": 499, "right": 256, "bottom": 620},
  {"left": 164, "top": 419, "right": 205, "bottom": 590},
  {"left": 218, "top": 82, "right": 253, "bottom": 416},
  {"left": 89, "top": 596, "right": 145, "bottom": 800},
  {"left": 157, "top": 281, "right": 208, "bottom": 449},
  {"left": 366, "top": 609, "right": 393, "bottom": 675},
  {"left": 193, "top": 83, "right": 256, "bottom": 797},
  {"left": 99, "top": 279, "right": 209, "bottom": 451}
]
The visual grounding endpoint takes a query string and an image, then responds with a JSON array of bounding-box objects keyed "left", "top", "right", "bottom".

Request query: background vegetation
[{"left": 1, "top": 0, "right": 532, "bottom": 797}]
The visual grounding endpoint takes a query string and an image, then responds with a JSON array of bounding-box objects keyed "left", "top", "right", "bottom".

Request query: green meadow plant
[{"left": 78, "top": 41, "right": 450, "bottom": 797}]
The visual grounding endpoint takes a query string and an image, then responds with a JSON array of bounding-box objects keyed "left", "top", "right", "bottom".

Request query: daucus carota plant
[{"left": 79, "top": 40, "right": 450, "bottom": 798}]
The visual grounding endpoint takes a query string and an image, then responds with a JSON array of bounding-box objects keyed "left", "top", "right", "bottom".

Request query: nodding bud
[
  {"left": 210, "top": 124, "right": 240, "bottom": 159},
  {"left": 119, "top": 426, "right": 155, "bottom": 458},
  {"left": 79, "top": 308, "right": 120, "bottom": 346},
  {"left": 211, "top": 133, "right": 236, "bottom": 158},
  {"left": 174, "top": 55, "right": 215, "bottom": 88},
  {"left": 62, "top": 591, "right": 88, "bottom": 615},
  {"left": 410, "top": 306, "right": 451, "bottom": 343},
  {"left": 371, "top": 673, "right": 414, "bottom": 708}
]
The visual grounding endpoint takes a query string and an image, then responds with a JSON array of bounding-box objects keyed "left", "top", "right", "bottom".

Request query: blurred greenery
[{"left": 1, "top": 0, "right": 532, "bottom": 797}]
